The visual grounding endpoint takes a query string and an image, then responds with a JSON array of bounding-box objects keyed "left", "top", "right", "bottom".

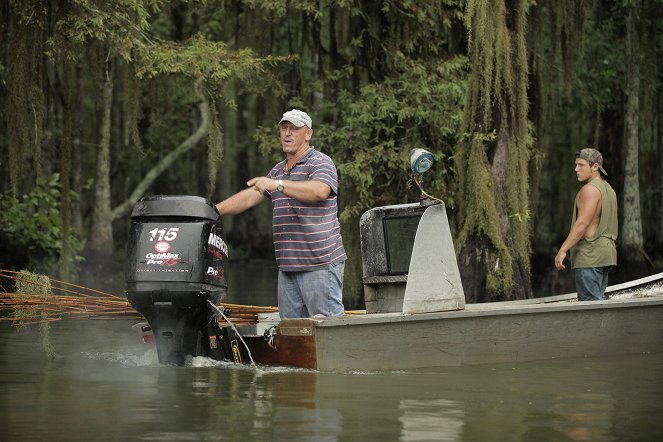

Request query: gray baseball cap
[
  {"left": 279, "top": 109, "right": 312, "bottom": 128},
  {"left": 576, "top": 148, "right": 607, "bottom": 175}
]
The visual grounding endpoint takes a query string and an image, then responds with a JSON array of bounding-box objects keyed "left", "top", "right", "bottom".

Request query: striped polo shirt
[{"left": 266, "top": 147, "right": 346, "bottom": 272}]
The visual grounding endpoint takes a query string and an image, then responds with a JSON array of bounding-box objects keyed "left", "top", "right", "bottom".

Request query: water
[
  {"left": 2, "top": 320, "right": 662, "bottom": 441},
  {"left": 2, "top": 263, "right": 663, "bottom": 441}
]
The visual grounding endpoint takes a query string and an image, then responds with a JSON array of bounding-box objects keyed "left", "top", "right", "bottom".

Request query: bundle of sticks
[
  {"left": 0, "top": 269, "right": 141, "bottom": 325},
  {"left": 0, "top": 269, "right": 278, "bottom": 326}
]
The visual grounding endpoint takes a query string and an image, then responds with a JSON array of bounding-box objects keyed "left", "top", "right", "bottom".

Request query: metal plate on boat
[{"left": 279, "top": 326, "right": 313, "bottom": 336}]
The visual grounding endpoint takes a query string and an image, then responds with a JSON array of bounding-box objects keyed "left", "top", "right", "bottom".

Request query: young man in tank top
[{"left": 554, "top": 148, "right": 618, "bottom": 300}]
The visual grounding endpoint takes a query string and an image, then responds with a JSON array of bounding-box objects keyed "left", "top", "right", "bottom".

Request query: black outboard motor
[{"left": 125, "top": 195, "right": 228, "bottom": 365}]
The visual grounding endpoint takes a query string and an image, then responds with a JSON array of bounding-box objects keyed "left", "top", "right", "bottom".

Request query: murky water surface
[{"left": 2, "top": 263, "right": 662, "bottom": 441}]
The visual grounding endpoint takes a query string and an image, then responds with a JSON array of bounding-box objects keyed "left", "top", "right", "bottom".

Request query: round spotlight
[{"left": 409, "top": 148, "right": 434, "bottom": 174}]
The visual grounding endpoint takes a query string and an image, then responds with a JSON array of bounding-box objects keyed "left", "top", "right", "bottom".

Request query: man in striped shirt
[{"left": 216, "top": 109, "right": 346, "bottom": 318}]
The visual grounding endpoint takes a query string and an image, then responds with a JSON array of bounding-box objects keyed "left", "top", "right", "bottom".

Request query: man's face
[
  {"left": 280, "top": 121, "right": 312, "bottom": 155},
  {"left": 574, "top": 158, "right": 596, "bottom": 182}
]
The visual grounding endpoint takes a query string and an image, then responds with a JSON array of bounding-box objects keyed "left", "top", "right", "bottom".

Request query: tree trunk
[
  {"left": 621, "top": 2, "right": 647, "bottom": 275},
  {"left": 457, "top": 0, "right": 533, "bottom": 302},
  {"left": 82, "top": 56, "right": 116, "bottom": 288}
]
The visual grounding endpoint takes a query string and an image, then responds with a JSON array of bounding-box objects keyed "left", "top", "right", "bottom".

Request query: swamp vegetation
[{"left": 1, "top": 0, "right": 662, "bottom": 307}]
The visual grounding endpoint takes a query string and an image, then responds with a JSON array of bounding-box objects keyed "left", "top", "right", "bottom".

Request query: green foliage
[
  {"left": 321, "top": 55, "right": 467, "bottom": 220},
  {"left": 136, "top": 35, "right": 293, "bottom": 103},
  {"left": 255, "top": 54, "right": 467, "bottom": 220},
  {"left": 46, "top": 0, "right": 163, "bottom": 60},
  {"left": 44, "top": 1, "right": 294, "bottom": 105},
  {"left": 0, "top": 174, "right": 82, "bottom": 271}
]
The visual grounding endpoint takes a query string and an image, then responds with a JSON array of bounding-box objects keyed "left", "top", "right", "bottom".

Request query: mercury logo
[{"left": 207, "top": 232, "right": 228, "bottom": 255}]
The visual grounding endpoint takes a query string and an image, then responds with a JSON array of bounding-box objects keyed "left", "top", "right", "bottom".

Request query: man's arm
[
  {"left": 554, "top": 184, "right": 602, "bottom": 270},
  {"left": 247, "top": 176, "right": 331, "bottom": 202},
  {"left": 216, "top": 186, "right": 267, "bottom": 215},
  {"left": 216, "top": 175, "right": 331, "bottom": 215}
]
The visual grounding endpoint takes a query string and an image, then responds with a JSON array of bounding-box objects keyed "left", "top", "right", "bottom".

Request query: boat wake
[
  {"left": 188, "top": 355, "right": 314, "bottom": 374},
  {"left": 80, "top": 346, "right": 312, "bottom": 373},
  {"left": 83, "top": 347, "right": 159, "bottom": 367}
]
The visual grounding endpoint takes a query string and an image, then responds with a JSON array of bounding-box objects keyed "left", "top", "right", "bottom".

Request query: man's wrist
[{"left": 276, "top": 179, "right": 284, "bottom": 192}]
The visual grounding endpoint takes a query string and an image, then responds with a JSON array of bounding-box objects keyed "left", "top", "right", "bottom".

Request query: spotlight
[
  {"left": 409, "top": 148, "right": 434, "bottom": 174},
  {"left": 409, "top": 148, "right": 439, "bottom": 206}
]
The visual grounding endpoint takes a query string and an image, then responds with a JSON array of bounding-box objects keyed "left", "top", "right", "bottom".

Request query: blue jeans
[
  {"left": 575, "top": 266, "right": 612, "bottom": 301},
  {"left": 277, "top": 262, "right": 345, "bottom": 319}
]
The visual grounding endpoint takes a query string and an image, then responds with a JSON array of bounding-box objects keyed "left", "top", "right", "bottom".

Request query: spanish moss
[{"left": 457, "top": 0, "right": 532, "bottom": 300}]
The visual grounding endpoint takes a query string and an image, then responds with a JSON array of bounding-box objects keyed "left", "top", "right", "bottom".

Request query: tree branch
[{"left": 110, "top": 80, "right": 210, "bottom": 222}]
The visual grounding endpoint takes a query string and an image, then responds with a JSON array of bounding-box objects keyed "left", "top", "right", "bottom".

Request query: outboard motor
[{"left": 125, "top": 195, "right": 228, "bottom": 365}]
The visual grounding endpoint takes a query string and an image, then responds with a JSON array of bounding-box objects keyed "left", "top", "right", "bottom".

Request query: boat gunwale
[{"left": 305, "top": 294, "right": 663, "bottom": 328}]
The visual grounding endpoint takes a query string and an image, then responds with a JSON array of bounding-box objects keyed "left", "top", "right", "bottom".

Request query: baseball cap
[
  {"left": 279, "top": 109, "right": 312, "bottom": 128},
  {"left": 576, "top": 148, "right": 607, "bottom": 176}
]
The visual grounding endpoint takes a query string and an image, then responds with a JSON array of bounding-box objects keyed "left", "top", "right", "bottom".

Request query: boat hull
[{"left": 237, "top": 296, "right": 663, "bottom": 371}]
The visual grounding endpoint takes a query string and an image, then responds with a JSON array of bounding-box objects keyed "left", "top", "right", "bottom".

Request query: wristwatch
[{"left": 276, "top": 179, "right": 284, "bottom": 192}]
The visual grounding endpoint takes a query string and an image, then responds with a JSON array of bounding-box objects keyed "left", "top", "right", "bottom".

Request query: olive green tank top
[{"left": 570, "top": 178, "right": 618, "bottom": 269}]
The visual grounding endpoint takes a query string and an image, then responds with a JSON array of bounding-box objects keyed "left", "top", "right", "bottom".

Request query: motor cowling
[{"left": 125, "top": 195, "right": 227, "bottom": 365}]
